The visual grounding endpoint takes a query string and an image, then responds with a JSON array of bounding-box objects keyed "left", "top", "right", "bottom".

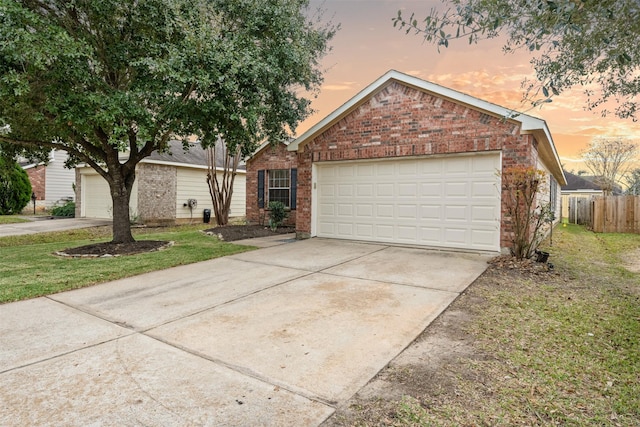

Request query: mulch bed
[
  {"left": 204, "top": 224, "right": 296, "bottom": 241},
  {"left": 56, "top": 240, "right": 173, "bottom": 257}
]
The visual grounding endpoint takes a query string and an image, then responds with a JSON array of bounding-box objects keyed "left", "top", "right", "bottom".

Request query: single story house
[
  {"left": 247, "top": 70, "right": 566, "bottom": 254},
  {"left": 76, "top": 141, "right": 246, "bottom": 225},
  {"left": 21, "top": 149, "right": 75, "bottom": 210}
]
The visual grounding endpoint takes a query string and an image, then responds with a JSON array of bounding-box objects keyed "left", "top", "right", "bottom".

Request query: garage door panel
[
  {"left": 338, "top": 185, "right": 353, "bottom": 197},
  {"left": 320, "top": 203, "right": 335, "bottom": 216},
  {"left": 472, "top": 206, "right": 497, "bottom": 222},
  {"left": 445, "top": 182, "right": 468, "bottom": 197},
  {"left": 356, "top": 224, "right": 374, "bottom": 238},
  {"left": 472, "top": 229, "right": 497, "bottom": 248},
  {"left": 316, "top": 154, "right": 500, "bottom": 251},
  {"left": 472, "top": 181, "right": 498, "bottom": 197},
  {"left": 336, "top": 223, "right": 353, "bottom": 237},
  {"left": 420, "top": 182, "right": 442, "bottom": 197},
  {"left": 339, "top": 165, "right": 355, "bottom": 177},
  {"left": 337, "top": 204, "right": 353, "bottom": 216},
  {"left": 420, "top": 205, "right": 441, "bottom": 220},
  {"left": 319, "top": 184, "right": 335, "bottom": 197},
  {"left": 445, "top": 205, "right": 468, "bottom": 221},
  {"left": 376, "top": 225, "right": 394, "bottom": 239},
  {"left": 377, "top": 183, "right": 394, "bottom": 197},
  {"left": 356, "top": 204, "right": 374, "bottom": 217},
  {"left": 444, "top": 228, "right": 468, "bottom": 244},
  {"left": 398, "top": 183, "right": 417, "bottom": 196},
  {"left": 398, "top": 162, "right": 417, "bottom": 175},
  {"left": 397, "top": 226, "right": 418, "bottom": 241},
  {"left": 445, "top": 158, "right": 469, "bottom": 174},
  {"left": 357, "top": 184, "right": 374, "bottom": 196},
  {"left": 397, "top": 204, "right": 417, "bottom": 219},
  {"left": 472, "top": 155, "right": 499, "bottom": 173},
  {"left": 420, "top": 227, "right": 441, "bottom": 243},
  {"left": 357, "top": 164, "right": 374, "bottom": 177},
  {"left": 376, "top": 205, "right": 394, "bottom": 218}
]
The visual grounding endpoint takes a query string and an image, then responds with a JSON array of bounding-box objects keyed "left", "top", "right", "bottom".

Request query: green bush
[
  {"left": 51, "top": 200, "right": 75, "bottom": 217},
  {"left": 268, "top": 201, "right": 287, "bottom": 231},
  {"left": 0, "top": 157, "right": 32, "bottom": 215}
]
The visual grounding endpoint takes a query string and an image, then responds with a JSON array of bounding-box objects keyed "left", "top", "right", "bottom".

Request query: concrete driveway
[
  {"left": 0, "top": 217, "right": 111, "bottom": 237},
  {"left": 0, "top": 238, "right": 491, "bottom": 426}
]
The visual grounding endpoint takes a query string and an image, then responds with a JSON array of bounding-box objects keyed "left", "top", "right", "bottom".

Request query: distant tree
[
  {"left": 582, "top": 138, "right": 638, "bottom": 195},
  {"left": 394, "top": 0, "right": 640, "bottom": 119},
  {"left": 626, "top": 169, "right": 640, "bottom": 195},
  {"left": 0, "top": 157, "right": 32, "bottom": 215},
  {"left": 0, "top": 0, "right": 335, "bottom": 243}
]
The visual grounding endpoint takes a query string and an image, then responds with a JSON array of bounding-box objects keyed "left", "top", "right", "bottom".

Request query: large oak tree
[
  {"left": 394, "top": 0, "right": 640, "bottom": 120},
  {"left": 0, "top": 0, "right": 335, "bottom": 242}
]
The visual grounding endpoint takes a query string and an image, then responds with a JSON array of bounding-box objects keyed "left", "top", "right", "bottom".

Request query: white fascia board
[{"left": 140, "top": 158, "right": 247, "bottom": 173}]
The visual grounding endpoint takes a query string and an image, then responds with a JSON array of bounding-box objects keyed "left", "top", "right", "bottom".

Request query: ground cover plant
[
  {"left": 325, "top": 224, "right": 640, "bottom": 426},
  {"left": 0, "top": 224, "right": 252, "bottom": 303}
]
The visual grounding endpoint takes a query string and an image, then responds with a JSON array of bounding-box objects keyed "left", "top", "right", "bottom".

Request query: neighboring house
[
  {"left": 21, "top": 149, "right": 76, "bottom": 210},
  {"left": 76, "top": 141, "right": 246, "bottom": 225},
  {"left": 560, "top": 171, "right": 604, "bottom": 220},
  {"left": 247, "top": 70, "right": 566, "bottom": 254}
]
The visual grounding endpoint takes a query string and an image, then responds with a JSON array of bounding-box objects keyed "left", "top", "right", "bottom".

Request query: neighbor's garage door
[
  {"left": 315, "top": 154, "right": 501, "bottom": 251},
  {"left": 82, "top": 173, "right": 138, "bottom": 219}
]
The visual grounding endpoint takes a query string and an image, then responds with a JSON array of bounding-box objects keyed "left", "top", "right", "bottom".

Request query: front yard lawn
[{"left": 0, "top": 224, "right": 253, "bottom": 303}]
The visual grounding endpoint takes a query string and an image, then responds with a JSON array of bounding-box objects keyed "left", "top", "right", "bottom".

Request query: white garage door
[
  {"left": 315, "top": 154, "right": 501, "bottom": 252},
  {"left": 82, "top": 173, "right": 138, "bottom": 219}
]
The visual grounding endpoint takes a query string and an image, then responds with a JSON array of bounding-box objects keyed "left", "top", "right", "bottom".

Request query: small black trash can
[
  {"left": 535, "top": 250, "right": 549, "bottom": 263},
  {"left": 203, "top": 209, "right": 211, "bottom": 224}
]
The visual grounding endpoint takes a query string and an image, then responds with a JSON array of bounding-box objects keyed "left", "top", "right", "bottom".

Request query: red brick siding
[
  {"left": 26, "top": 165, "right": 46, "bottom": 200},
  {"left": 249, "top": 81, "right": 541, "bottom": 250},
  {"left": 246, "top": 143, "right": 298, "bottom": 227}
]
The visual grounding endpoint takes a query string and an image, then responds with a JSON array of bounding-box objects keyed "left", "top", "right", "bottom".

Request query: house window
[
  {"left": 268, "top": 169, "right": 290, "bottom": 207},
  {"left": 257, "top": 168, "right": 297, "bottom": 209}
]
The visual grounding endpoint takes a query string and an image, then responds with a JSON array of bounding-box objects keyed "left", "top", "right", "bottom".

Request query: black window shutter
[
  {"left": 257, "top": 170, "right": 265, "bottom": 208},
  {"left": 290, "top": 168, "right": 297, "bottom": 210}
]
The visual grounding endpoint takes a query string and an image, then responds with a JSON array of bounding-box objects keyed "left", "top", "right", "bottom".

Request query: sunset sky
[{"left": 299, "top": 0, "right": 639, "bottom": 171}]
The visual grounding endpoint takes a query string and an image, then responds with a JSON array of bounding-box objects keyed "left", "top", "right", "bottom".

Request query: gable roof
[
  {"left": 142, "top": 140, "right": 246, "bottom": 172},
  {"left": 561, "top": 171, "right": 604, "bottom": 191},
  {"left": 288, "top": 69, "right": 566, "bottom": 185}
]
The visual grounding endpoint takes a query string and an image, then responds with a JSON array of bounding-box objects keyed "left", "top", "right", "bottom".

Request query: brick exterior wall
[
  {"left": 247, "top": 81, "right": 541, "bottom": 249},
  {"left": 26, "top": 165, "right": 45, "bottom": 201},
  {"left": 246, "top": 142, "right": 298, "bottom": 227},
  {"left": 136, "top": 163, "right": 177, "bottom": 225}
]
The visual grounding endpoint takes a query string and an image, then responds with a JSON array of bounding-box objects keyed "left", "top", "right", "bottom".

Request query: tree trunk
[
  {"left": 206, "top": 142, "right": 239, "bottom": 227},
  {"left": 109, "top": 170, "right": 136, "bottom": 244}
]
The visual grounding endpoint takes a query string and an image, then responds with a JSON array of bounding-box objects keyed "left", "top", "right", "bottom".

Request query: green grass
[
  {"left": 393, "top": 224, "right": 640, "bottom": 426},
  {"left": 0, "top": 224, "right": 254, "bottom": 303},
  {"left": 0, "top": 215, "right": 30, "bottom": 224}
]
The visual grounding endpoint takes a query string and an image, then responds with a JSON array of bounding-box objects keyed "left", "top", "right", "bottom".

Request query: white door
[{"left": 315, "top": 154, "right": 501, "bottom": 251}]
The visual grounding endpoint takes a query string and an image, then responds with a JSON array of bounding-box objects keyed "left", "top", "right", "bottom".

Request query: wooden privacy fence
[
  {"left": 592, "top": 195, "right": 640, "bottom": 234},
  {"left": 565, "top": 196, "right": 594, "bottom": 225}
]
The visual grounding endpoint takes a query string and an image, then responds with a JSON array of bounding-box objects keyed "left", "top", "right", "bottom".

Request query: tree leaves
[{"left": 394, "top": 0, "right": 640, "bottom": 120}]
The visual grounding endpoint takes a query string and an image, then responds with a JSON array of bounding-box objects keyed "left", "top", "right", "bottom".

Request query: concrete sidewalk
[
  {"left": 0, "top": 238, "right": 491, "bottom": 426},
  {"left": 0, "top": 217, "right": 111, "bottom": 237}
]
